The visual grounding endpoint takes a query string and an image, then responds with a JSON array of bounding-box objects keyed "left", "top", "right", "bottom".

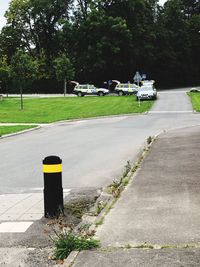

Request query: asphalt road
[{"left": 0, "top": 89, "right": 200, "bottom": 194}]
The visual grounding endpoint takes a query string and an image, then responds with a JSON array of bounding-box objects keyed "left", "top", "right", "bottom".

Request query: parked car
[
  {"left": 113, "top": 80, "right": 139, "bottom": 96},
  {"left": 137, "top": 85, "right": 157, "bottom": 100},
  {"left": 190, "top": 89, "right": 199, "bottom": 93},
  {"left": 141, "top": 80, "right": 155, "bottom": 87},
  {"left": 71, "top": 82, "right": 109, "bottom": 97}
]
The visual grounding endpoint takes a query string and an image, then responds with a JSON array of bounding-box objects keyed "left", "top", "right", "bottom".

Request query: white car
[
  {"left": 71, "top": 82, "right": 109, "bottom": 97},
  {"left": 137, "top": 85, "right": 157, "bottom": 100},
  {"left": 141, "top": 80, "right": 155, "bottom": 87},
  {"left": 113, "top": 81, "right": 139, "bottom": 96}
]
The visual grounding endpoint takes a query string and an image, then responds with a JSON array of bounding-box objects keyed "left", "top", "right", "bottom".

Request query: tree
[
  {"left": 10, "top": 50, "right": 37, "bottom": 109},
  {"left": 53, "top": 54, "right": 75, "bottom": 96},
  {"left": 0, "top": 0, "right": 199, "bottom": 89},
  {"left": 72, "top": 10, "right": 132, "bottom": 82},
  {"left": 0, "top": 25, "right": 24, "bottom": 61},
  {"left": 5, "top": 0, "right": 73, "bottom": 78},
  {"left": 153, "top": 0, "right": 199, "bottom": 87},
  {"left": 188, "top": 14, "right": 200, "bottom": 84},
  {"left": 0, "top": 56, "right": 10, "bottom": 95}
]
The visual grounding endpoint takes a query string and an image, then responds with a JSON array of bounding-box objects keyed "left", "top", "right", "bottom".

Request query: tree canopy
[{"left": 0, "top": 0, "right": 199, "bottom": 92}]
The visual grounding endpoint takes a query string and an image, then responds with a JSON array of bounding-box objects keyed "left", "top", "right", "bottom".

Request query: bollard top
[{"left": 43, "top": 156, "right": 62, "bottom": 165}]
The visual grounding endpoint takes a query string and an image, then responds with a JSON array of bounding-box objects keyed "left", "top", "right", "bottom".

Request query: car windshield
[
  {"left": 78, "top": 85, "right": 88, "bottom": 89},
  {"left": 117, "top": 83, "right": 136, "bottom": 89},
  {"left": 140, "top": 86, "right": 153, "bottom": 91},
  {"left": 88, "top": 85, "right": 95, "bottom": 89},
  {"left": 77, "top": 84, "right": 95, "bottom": 89}
]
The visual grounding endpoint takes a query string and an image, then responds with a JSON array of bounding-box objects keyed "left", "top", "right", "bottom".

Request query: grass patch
[
  {"left": 0, "top": 96, "right": 154, "bottom": 123},
  {"left": 53, "top": 231, "right": 100, "bottom": 260},
  {"left": 0, "top": 125, "right": 37, "bottom": 136},
  {"left": 188, "top": 92, "right": 200, "bottom": 111}
]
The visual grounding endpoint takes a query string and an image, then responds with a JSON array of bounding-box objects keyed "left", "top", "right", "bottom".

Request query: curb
[
  {"left": 0, "top": 112, "right": 148, "bottom": 136},
  {"left": 63, "top": 251, "right": 79, "bottom": 267},
  {"left": 0, "top": 126, "right": 41, "bottom": 140},
  {"left": 49, "top": 112, "right": 148, "bottom": 126}
]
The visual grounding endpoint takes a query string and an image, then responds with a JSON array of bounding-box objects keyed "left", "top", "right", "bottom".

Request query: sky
[
  {"left": 0, "top": 0, "right": 167, "bottom": 30},
  {"left": 0, "top": 0, "right": 10, "bottom": 30}
]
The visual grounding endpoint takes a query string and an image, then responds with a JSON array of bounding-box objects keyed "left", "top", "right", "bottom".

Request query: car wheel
[
  {"left": 98, "top": 91, "right": 104, "bottom": 96},
  {"left": 77, "top": 92, "right": 83, "bottom": 97},
  {"left": 118, "top": 91, "right": 124, "bottom": 96}
]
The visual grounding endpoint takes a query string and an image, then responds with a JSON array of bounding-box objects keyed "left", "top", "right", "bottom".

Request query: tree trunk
[
  {"left": 64, "top": 79, "right": 67, "bottom": 97},
  {"left": 20, "top": 84, "right": 23, "bottom": 110}
]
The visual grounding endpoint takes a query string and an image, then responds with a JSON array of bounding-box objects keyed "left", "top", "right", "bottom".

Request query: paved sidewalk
[
  {"left": 0, "top": 189, "right": 70, "bottom": 232},
  {"left": 0, "top": 189, "right": 71, "bottom": 266},
  {"left": 72, "top": 126, "right": 200, "bottom": 266}
]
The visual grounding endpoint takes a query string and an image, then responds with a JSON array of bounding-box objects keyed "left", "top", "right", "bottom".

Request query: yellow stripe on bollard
[{"left": 43, "top": 164, "right": 62, "bottom": 173}]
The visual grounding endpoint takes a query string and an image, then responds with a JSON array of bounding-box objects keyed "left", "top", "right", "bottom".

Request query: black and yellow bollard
[{"left": 43, "top": 156, "right": 64, "bottom": 218}]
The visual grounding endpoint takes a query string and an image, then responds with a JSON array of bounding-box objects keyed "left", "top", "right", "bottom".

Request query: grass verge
[
  {"left": 0, "top": 96, "right": 154, "bottom": 123},
  {"left": 0, "top": 125, "right": 37, "bottom": 137},
  {"left": 188, "top": 92, "right": 200, "bottom": 111}
]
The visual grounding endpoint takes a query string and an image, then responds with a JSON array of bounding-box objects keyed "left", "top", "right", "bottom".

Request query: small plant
[
  {"left": 53, "top": 230, "right": 100, "bottom": 260},
  {"left": 122, "top": 178, "right": 129, "bottom": 186},
  {"left": 147, "top": 136, "right": 152, "bottom": 145},
  {"left": 123, "top": 160, "right": 131, "bottom": 177},
  {"left": 96, "top": 201, "right": 107, "bottom": 215},
  {"left": 107, "top": 179, "right": 121, "bottom": 194},
  {"left": 124, "top": 244, "right": 132, "bottom": 249},
  {"left": 96, "top": 218, "right": 104, "bottom": 226},
  {"left": 131, "top": 162, "right": 139, "bottom": 173},
  {"left": 112, "top": 187, "right": 121, "bottom": 198},
  {"left": 135, "top": 243, "right": 154, "bottom": 249}
]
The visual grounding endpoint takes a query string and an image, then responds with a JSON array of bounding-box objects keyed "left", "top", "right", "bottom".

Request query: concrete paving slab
[
  {"left": 73, "top": 248, "right": 200, "bottom": 267},
  {"left": 0, "top": 191, "right": 70, "bottom": 222},
  {"left": 0, "top": 222, "right": 33, "bottom": 233},
  {"left": 96, "top": 126, "right": 200, "bottom": 247},
  {"left": 0, "top": 247, "right": 56, "bottom": 266},
  {"left": 0, "top": 193, "right": 43, "bottom": 221}
]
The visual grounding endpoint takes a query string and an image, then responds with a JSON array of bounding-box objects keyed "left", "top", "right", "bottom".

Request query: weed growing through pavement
[
  {"left": 107, "top": 161, "right": 132, "bottom": 197},
  {"left": 135, "top": 243, "right": 154, "bottom": 249},
  {"left": 95, "top": 218, "right": 104, "bottom": 226},
  {"left": 123, "top": 160, "right": 131, "bottom": 177},
  {"left": 122, "top": 178, "right": 129, "bottom": 186},
  {"left": 96, "top": 201, "right": 107, "bottom": 215},
  {"left": 52, "top": 229, "right": 100, "bottom": 260},
  {"left": 124, "top": 244, "right": 132, "bottom": 249},
  {"left": 147, "top": 136, "right": 152, "bottom": 145}
]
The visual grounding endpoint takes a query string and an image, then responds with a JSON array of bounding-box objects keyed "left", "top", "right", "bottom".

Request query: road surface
[{"left": 0, "top": 89, "right": 200, "bottom": 194}]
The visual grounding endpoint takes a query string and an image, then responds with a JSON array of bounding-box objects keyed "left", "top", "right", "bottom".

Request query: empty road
[{"left": 0, "top": 89, "right": 200, "bottom": 194}]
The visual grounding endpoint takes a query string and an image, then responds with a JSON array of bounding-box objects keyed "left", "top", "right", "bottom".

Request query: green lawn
[
  {"left": 188, "top": 92, "right": 200, "bottom": 111},
  {"left": 0, "top": 125, "right": 37, "bottom": 136},
  {"left": 0, "top": 96, "right": 154, "bottom": 123}
]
